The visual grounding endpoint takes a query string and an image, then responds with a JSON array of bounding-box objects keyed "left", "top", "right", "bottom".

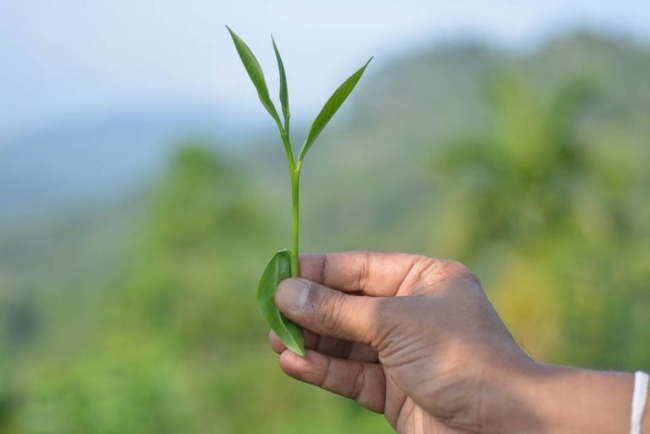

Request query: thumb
[{"left": 275, "top": 278, "right": 383, "bottom": 346}]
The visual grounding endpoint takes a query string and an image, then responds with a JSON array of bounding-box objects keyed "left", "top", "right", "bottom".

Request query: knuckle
[
  {"left": 440, "top": 258, "right": 471, "bottom": 276},
  {"left": 439, "top": 259, "right": 481, "bottom": 286}
]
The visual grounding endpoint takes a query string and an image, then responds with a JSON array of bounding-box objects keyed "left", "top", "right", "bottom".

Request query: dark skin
[{"left": 270, "top": 251, "right": 646, "bottom": 434}]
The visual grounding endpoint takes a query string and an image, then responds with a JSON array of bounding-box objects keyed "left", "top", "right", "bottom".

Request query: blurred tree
[
  {"left": 10, "top": 143, "right": 388, "bottom": 434},
  {"left": 432, "top": 74, "right": 604, "bottom": 258},
  {"left": 119, "top": 144, "right": 268, "bottom": 350},
  {"left": 4, "top": 296, "right": 40, "bottom": 348},
  {"left": 430, "top": 72, "right": 649, "bottom": 368}
]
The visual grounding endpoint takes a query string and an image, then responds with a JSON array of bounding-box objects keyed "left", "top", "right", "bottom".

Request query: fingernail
[{"left": 278, "top": 278, "right": 309, "bottom": 312}]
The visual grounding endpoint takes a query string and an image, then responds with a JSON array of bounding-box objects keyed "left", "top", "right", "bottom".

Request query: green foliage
[
  {"left": 430, "top": 72, "right": 650, "bottom": 368},
  {"left": 432, "top": 76, "right": 605, "bottom": 259},
  {"left": 2, "top": 144, "right": 390, "bottom": 434}
]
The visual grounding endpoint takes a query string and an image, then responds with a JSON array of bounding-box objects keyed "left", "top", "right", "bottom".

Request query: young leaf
[
  {"left": 298, "top": 57, "right": 373, "bottom": 163},
  {"left": 272, "top": 36, "right": 290, "bottom": 128},
  {"left": 226, "top": 26, "right": 282, "bottom": 127},
  {"left": 257, "top": 249, "right": 305, "bottom": 356}
]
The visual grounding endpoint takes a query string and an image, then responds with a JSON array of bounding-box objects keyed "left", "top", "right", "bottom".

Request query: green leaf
[
  {"left": 272, "top": 36, "right": 290, "bottom": 128},
  {"left": 257, "top": 249, "right": 305, "bottom": 356},
  {"left": 298, "top": 57, "right": 372, "bottom": 163},
  {"left": 226, "top": 26, "right": 282, "bottom": 127}
]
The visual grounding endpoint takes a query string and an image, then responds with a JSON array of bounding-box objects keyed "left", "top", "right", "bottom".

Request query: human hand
[{"left": 269, "top": 251, "right": 537, "bottom": 433}]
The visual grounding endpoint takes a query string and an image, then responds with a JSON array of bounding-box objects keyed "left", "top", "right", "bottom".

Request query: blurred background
[{"left": 1, "top": 1, "right": 650, "bottom": 432}]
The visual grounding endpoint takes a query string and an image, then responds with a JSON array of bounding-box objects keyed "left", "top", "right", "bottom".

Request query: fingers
[
  {"left": 279, "top": 349, "right": 386, "bottom": 414},
  {"left": 311, "top": 333, "right": 379, "bottom": 363},
  {"left": 275, "top": 278, "right": 385, "bottom": 345},
  {"left": 270, "top": 330, "right": 379, "bottom": 363},
  {"left": 299, "top": 251, "right": 435, "bottom": 297}
]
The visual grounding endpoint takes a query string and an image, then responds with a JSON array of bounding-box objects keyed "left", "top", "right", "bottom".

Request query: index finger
[{"left": 298, "top": 250, "right": 436, "bottom": 297}]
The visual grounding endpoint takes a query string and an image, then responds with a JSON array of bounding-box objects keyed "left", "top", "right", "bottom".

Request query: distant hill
[
  {"left": 349, "top": 31, "right": 650, "bottom": 144},
  {"left": 0, "top": 104, "right": 262, "bottom": 226}
]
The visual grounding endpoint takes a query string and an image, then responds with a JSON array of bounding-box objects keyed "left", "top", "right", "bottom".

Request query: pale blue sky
[{"left": 1, "top": 0, "right": 649, "bottom": 139}]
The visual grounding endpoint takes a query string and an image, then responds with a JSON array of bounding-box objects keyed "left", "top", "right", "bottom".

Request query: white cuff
[{"left": 631, "top": 371, "right": 649, "bottom": 434}]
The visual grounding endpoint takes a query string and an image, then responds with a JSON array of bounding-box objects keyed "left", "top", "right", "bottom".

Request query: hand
[
  {"left": 269, "top": 251, "right": 535, "bottom": 433},
  {"left": 270, "top": 251, "right": 639, "bottom": 434}
]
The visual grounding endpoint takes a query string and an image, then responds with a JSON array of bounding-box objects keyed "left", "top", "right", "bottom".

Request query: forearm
[{"left": 511, "top": 364, "right": 649, "bottom": 434}]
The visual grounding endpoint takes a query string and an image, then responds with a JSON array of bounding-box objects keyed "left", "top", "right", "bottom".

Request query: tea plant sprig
[{"left": 227, "top": 27, "right": 371, "bottom": 355}]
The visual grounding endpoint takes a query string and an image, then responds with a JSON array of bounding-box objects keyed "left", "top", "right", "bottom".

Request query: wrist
[
  {"left": 514, "top": 363, "right": 634, "bottom": 434},
  {"left": 472, "top": 359, "right": 547, "bottom": 433}
]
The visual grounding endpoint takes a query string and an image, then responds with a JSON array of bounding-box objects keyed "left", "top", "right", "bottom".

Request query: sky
[{"left": 1, "top": 0, "right": 649, "bottom": 140}]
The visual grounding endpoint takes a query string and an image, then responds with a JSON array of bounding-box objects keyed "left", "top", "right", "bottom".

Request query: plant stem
[
  {"left": 290, "top": 167, "right": 300, "bottom": 277},
  {"left": 280, "top": 128, "right": 300, "bottom": 277}
]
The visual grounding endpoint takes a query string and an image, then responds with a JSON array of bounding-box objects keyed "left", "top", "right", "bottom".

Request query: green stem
[
  {"left": 279, "top": 127, "right": 300, "bottom": 277},
  {"left": 290, "top": 167, "right": 300, "bottom": 277}
]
